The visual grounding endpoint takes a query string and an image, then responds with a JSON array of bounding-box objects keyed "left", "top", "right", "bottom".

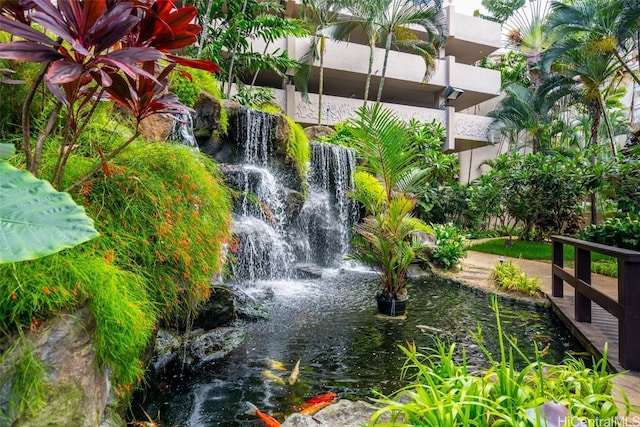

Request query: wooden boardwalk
[{"left": 451, "top": 250, "right": 640, "bottom": 412}]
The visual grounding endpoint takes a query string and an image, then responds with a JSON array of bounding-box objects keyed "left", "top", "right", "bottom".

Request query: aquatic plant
[{"left": 368, "top": 295, "right": 633, "bottom": 426}]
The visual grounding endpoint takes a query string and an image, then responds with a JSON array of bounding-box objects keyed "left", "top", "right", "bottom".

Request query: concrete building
[{"left": 245, "top": 2, "right": 503, "bottom": 182}]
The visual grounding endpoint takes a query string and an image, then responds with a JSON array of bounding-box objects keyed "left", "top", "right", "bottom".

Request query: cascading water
[
  {"left": 170, "top": 112, "right": 199, "bottom": 148},
  {"left": 227, "top": 109, "right": 359, "bottom": 279},
  {"left": 293, "top": 142, "right": 359, "bottom": 266}
]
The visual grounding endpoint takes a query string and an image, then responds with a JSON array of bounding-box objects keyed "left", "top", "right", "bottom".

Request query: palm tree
[
  {"left": 295, "top": 0, "right": 350, "bottom": 125},
  {"left": 488, "top": 75, "right": 577, "bottom": 153},
  {"left": 548, "top": 0, "right": 640, "bottom": 87},
  {"left": 502, "top": 0, "right": 554, "bottom": 88},
  {"left": 337, "top": 0, "right": 444, "bottom": 105},
  {"left": 544, "top": 0, "right": 628, "bottom": 223},
  {"left": 346, "top": 104, "right": 433, "bottom": 301}
]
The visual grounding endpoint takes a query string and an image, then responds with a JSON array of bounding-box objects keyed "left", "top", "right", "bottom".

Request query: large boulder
[
  {"left": 0, "top": 306, "right": 111, "bottom": 427},
  {"left": 281, "top": 400, "right": 386, "bottom": 427},
  {"left": 304, "top": 125, "right": 335, "bottom": 141}
]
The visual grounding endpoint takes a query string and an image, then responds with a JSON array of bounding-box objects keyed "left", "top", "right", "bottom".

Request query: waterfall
[
  {"left": 169, "top": 112, "right": 198, "bottom": 149},
  {"left": 235, "top": 108, "right": 272, "bottom": 167},
  {"left": 293, "top": 143, "right": 359, "bottom": 266},
  {"left": 223, "top": 109, "right": 358, "bottom": 280}
]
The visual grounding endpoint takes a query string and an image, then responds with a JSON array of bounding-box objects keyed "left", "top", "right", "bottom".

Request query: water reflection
[{"left": 132, "top": 270, "right": 584, "bottom": 426}]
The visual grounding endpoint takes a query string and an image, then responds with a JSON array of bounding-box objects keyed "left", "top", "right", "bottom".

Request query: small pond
[{"left": 132, "top": 269, "right": 584, "bottom": 426}]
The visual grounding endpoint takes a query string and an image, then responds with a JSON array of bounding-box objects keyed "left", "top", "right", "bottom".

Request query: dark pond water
[{"left": 132, "top": 268, "right": 584, "bottom": 426}]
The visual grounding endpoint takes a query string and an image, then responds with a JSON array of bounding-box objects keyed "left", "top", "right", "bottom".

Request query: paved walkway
[{"left": 439, "top": 249, "right": 640, "bottom": 412}]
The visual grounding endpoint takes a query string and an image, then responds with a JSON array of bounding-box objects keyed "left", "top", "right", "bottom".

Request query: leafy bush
[
  {"left": 492, "top": 260, "right": 540, "bottom": 296},
  {"left": 431, "top": 223, "right": 467, "bottom": 270},
  {"left": 577, "top": 216, "right": 640, "bottom": 251},
  {"left": 369, "top": 296, "right": 631, "bottom": 426}
]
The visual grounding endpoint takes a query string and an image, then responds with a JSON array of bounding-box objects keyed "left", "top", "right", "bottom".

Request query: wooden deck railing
[{"left": 551, "top": 235, "right": 640, "bottom": 371}]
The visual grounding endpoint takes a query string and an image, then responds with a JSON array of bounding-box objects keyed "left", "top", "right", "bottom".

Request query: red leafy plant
[{"left": 0, "top": 0, "right": 219, "bottom": 189}]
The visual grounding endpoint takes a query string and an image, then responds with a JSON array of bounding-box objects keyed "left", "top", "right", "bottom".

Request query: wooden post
[
  {"left": 619, "top": 258, "right": 640, "bottom": 370},
  {"left": 575, "top": 247, "right": 591, "bottom": 322},
  {"left": 552, "top": 240, "right": 564, "bottom": 297}
]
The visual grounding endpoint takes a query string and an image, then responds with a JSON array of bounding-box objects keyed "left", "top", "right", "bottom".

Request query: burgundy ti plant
[{"left": 0, "top": 0, "right": 219, "bottom": 189}]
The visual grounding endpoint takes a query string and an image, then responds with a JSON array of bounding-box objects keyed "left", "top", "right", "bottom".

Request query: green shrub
[
  {"left": 577, "top": 216, "right": 640, "bottom": 251},
  {"left": 492, "top": 260, "right": 541, "bottom": 296},
  {"left": 431, "top": 223, "right": 467, "bottom": 270}
]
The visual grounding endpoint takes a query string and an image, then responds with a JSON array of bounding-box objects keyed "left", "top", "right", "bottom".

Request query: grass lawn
[{"left": 470, "top": 238, "right": 618, "bottom": 277}]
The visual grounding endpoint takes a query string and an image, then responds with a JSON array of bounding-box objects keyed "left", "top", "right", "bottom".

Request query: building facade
[{"left": 248, "top": 3, "right": 503, "bottom": 180}]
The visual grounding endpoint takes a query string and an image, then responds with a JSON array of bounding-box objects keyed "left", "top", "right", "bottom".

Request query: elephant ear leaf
[
  {"left": 0, "top": 143, "right": 15, "bottom": 159},
  {"left": 0, "top": 161, "right": 99, "bottom": 263}
]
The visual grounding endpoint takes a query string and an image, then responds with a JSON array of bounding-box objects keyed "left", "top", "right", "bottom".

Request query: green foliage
[
  {"left": 353, "top": 171, "right": 386, "bottom": 211},
  {"left": 492, "top": 260, "right": 540, "bottom": 296},
  {"left": 170, "top": 68, "right": 224, "bottom": 108},
  {"left": 0, "top": 344, "right": 46, "bottom": 423},
  {"left": 193, "top": 0, "right": 306, "bottom": 95},
  {"left": 169, "top": 68, "right": 228, "bottom": 135},
  {"left": 482, "top": 152, "right": 587, "bottom": 241},
  {"left": 283, "top": 115, "right": 311, "bottom": 187},
  {"left": 431, "top": 223, "right": 467, "bottom": 270},
  {"left": 71, "top": 142, "right": 233, "bottom": 323},
  {"left": 369, "top": 295, "right": 632, "bottom": 426},
  {"left": 316, "top": 121, "right": 358, "bottom": 148},
  {"left": 578, "top": 216, "right": 640, "bottom": 251},
  {"left": 478, "top": 49, "right": 531, "bottom": 88},
  {"left": 232, "top": 82, "right": 276, "bottom": 107},
  {"left": 1, "top": 137, "right": 233, "bottom": 400},
  {"left": 348, "top": 194, "right": 434, "bottom": 297},
  {"left": 0, "top": 162, "right": 98, "bottom": 263}
]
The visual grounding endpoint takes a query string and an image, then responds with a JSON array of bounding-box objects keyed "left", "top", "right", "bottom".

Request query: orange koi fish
[
  {"left": 295, "top": 392, "right": 337, "bottom": 410},
  {"left": 298, "top": 400, "right": 334, "bottom": 415},
  {"left": 245, "top": 402, "right": 281, "bottom": 427}
]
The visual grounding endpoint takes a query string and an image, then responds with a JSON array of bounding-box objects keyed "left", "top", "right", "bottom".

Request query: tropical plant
[
  {"left": 346, "top": 105, "right": 435, "bottom": 300},
  {"left": 431, "top": 223, "right": 467, "bottom": 270},
  {"left": 0, "top": 161, "right": 98, "bottom": 263},
  {"left": 488, "top": 75, "right": 577, "bottom": 153},
  {"left": 544, "top": 0, "right": 630, "bottom": 224},
  {"left": 348, "top": 189, "right": 433, "bottom": 299},
  {"left": 348, "top": 104, "right": 431, "bottom": 201},
  {"left": 578, "top": 216, "right": 640, "bottom": 251},
  {"left": 0, "top": 0, "right": 218, "bottom": 189},
  {"left": 492, "top": 260, "right": 540, "bottom": 296},
  {"left": 482, "top": 152, "right": 587, "bottom": 241},
  {"left": 191, "top": 0, "right": 306, "bottom": 97},
  {"left": 474, "top": 0, "right": 525, "bottom": 24}
]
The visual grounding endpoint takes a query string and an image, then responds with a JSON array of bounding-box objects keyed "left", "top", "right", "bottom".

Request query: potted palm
[{"left": 346, "top": 104, "right": 434, "bottom": 316}]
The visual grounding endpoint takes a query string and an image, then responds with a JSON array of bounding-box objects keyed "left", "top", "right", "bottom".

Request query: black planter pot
[{"left": 375, "top": 294, "right": 408, "bottom": 316}]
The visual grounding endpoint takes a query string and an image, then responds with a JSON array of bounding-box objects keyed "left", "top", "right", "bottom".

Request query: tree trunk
[
  {"left": 589, "top": 100, "right": 602, "bottom": 225},
  {"left": 363, "top": 37, "right": 375, "bottom": 107},
  {"left": 317, "top": 36, "right": 325, "bottom": 125},
  {"left": 376, "top": 31, "right": 393, "bottom": 103}
]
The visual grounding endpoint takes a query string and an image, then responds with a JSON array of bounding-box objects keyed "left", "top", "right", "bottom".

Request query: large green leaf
[
  {"left": 0, "top": 143, "right": 15, "bottom": 159},
  {"left": 0, "top": 162, "right": 99, "bottom": 263}
]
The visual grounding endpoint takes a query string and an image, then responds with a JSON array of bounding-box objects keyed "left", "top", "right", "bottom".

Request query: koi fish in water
[
  {"left": 266, "top": 358, "right": 287, "bottom": 371},
  {"left": 298, "top": 400, "right": 334, "bottom": 415},
  {"left": 287, "top": 359, "right": 301, "bottom": 385},
  {"left": 245, "top": 402, "right": 281, "bottom": 427},
  {"left": 262, "top": 370, "right": 286, "bottom": 385},
  {"left": 294, "top": 392, "right": 338, "bottom": 410}
]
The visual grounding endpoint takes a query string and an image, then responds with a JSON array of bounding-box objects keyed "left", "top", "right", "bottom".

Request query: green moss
[
  {"left": 354, "top": 170, "right": 386, "bottom": 210},
  {"left": 283, "top": 115, "right": 310, "bottom": 188},
  {"left": 169, "top": 68, "right": 228, "bottom": 135}
]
